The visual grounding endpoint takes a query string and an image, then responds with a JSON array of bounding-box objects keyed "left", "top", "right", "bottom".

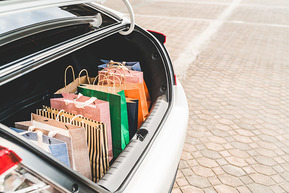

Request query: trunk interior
[{"left": 0, "top": 28, "right": 170, "bottom": 187}]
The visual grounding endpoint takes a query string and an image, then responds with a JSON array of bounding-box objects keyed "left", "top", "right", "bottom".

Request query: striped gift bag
[{"left": 36, "top": 108, "right": 109, "bottom": 182}]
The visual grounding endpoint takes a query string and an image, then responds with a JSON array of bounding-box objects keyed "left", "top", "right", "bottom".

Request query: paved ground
[{"left": 105, "top": 0, "right": 289, "bottom": 192}]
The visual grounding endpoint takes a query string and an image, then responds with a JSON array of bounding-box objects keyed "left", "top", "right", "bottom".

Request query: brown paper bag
[{"left": 55, "top": 66, "right": 94, "bottom": 94}]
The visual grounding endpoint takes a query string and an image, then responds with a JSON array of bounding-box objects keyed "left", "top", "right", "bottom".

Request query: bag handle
[
  {"left": 48, "top": 131, "right": 58, "bottom": 138},
  {"left": 70, "top": 114, "right": 84, "bottom": 124},
  {"left": 36, "top": 130, "right": 47, "bottom": 149},
  {"left": 56, "top": 109, "right": 65, "bottom": 121},
  {"left": 98, "top": 73, "right": 122, "bottom": 87},
  {"left": 65, "top": 94, "right": 97, "bottom": 109},
  {"left": 64, "top": 65, "right": 76, "bottom": 88},
  {"left": 78, "top": 69, "right": 91, "bottom": 84},
  {"left": 92, "top": 75, "right": 100, "bottom": 85},
  {"left": 105, "top": 68, "right": 126, "bottom": 84}
]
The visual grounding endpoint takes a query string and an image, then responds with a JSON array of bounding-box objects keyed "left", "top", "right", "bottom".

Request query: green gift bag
[{"left": 78, "top": 84, "right": 129, "bottom": 158}]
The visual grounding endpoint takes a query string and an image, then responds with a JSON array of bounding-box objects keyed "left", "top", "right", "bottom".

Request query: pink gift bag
[
  {"left": 98, "top": 68, "right": 143, "bottom": 84},
  {"left": 50, "top": 93, "right": 113, "bottom": 161}
]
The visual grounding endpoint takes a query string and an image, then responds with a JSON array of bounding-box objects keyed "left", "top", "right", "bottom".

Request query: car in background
[{"left": 0, "top": 1, "right": 188, "bottom": 192}]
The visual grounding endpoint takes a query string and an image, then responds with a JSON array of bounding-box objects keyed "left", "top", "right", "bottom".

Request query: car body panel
[{"left": 123, "top": 81, "right": 188, "bottom": 193}]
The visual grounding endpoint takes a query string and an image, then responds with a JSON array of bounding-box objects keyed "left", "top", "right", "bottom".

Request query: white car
[{"left": 0, "top": 1, "right": 188, "bottom": 192}]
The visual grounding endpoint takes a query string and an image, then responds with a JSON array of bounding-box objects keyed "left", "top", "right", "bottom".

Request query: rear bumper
[{"left": 123, "top": 79, "right": 189, "bottom": 193}]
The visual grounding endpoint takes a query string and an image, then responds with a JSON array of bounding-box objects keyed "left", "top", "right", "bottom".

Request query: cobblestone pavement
[{"left": 105, "top": 0, "right": 289, "bottom": 192}]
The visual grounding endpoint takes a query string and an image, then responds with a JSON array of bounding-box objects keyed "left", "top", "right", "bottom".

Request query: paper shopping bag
[
  {"left": 78, "top": 84, "right": 129, "bottom": 158},
  {"left": 126, "top": 99, "right": 138, "bottom": 140},
  {"left": 55, "top": 66, "right": 93, "bottom": 95},
  {"left": 15, "top": 114, "right": 92, "bottom": 179},
  {"left": 50, "top": 93, "right": 113, "bottom": 161},
  {"left": 99, "top": 68, "right": 143, "bottom": 84},
  {"left": 98, "top": 59, "right": 142, "bottom": 71},
  {"left": 36, "top": 108, "right": 109, "bottom": 182},
  {"left": 11, "top": 128, "right": 70, "bottom": 168}
]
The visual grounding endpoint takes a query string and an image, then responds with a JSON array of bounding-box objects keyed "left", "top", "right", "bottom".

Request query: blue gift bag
[
  {"left": 98, "top": 59, "right": 142, "bottom": 71},
  {"left": 10, "top": 128, "right": 70, "bottom": 167}
]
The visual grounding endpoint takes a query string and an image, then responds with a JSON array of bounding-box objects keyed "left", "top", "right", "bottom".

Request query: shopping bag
[
  {"left": 36, "top": 108, "right": 109, "bottom": 182},
  {"left": 126, "top": 99, "right": 138, "bottom": 140},
  {"left": 11, "top": 128, "right": 70, "bottom": 168},
  {"left": 50, "top": 93, "right": 113, "bottom": 161},
  {"left": 78, "top": 84, "right": 129, "bottom": 158},
  {"left": 55, "top": 66, "right": 93, "bottom": 95},
  {"left": 99, "top": 68, "right": 143, "bottom": 84},
  {"left": 15, "top": 114, "right": 92, "bottom": 179},
  {"left": 98, "top": 59, "right": 142, "bottom": 71}
]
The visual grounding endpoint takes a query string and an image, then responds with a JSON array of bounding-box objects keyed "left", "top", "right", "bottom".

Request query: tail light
[
  {"left": 148, "top": 30, "right": 166, "bottom": 44},
  {"left": 0, "top": 146, "right": 66, "bottom": 193}
]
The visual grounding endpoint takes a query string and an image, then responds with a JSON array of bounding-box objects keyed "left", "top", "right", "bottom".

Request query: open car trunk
[{"left": 0, "top": 24, "right": 173, "bottom": 192}]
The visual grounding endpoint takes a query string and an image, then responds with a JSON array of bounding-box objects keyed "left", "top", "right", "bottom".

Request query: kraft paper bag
[{"left": 55, "top": 66, "right": 94, "bottom": 95}]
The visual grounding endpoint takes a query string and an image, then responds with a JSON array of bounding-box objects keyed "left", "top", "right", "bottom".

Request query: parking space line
[
  {"left": 149, "top": 0, "right": 289, "bottom": 9},
  {"left": 136, "top": 14, "right": 289, "bottom": 29}
]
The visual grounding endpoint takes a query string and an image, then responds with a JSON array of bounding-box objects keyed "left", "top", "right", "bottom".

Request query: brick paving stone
[
  {"left": 181, "top": 168, "right": 194, "bottom": 176},
  {"left": 186, "top": 175, "right": 211, "bottom": 189},
  {"left": 204, "top": 187, "right": 217, "bottom": 193},
  {"left": 235, "top": 129, "right": 255, "bottom": 137},
  {"left": 247, "top": 184, "right": 273, "bottom": 193},
  {"left": 270, "top": 185, "right": 285, "bottom": 193},
  {"left": 196, "top": 157, "right": 219, "bottom": 168},
  {"left": 176, "top": 177, "right": 189, "bottom": 187},
  {"left": 249, "top": 173, "right": 275, "bottom": 186},
  {"left": 201, "top": 149, "right": 222, "bottom": 159},
  {"left": 217, "top": 173, "right": 244, "bottom": 187},
  {"left": 244, "top": 157, "right": 257, "bottom": 165},
  {"left": 221, "top": 164, "right": 246, "bottom": 176},
  {"left": 181, "top": 186, "right": 204, "bottom": 193},
  {"left": 279, "top": 182, "right": 289, "bottom": 192},
  {"left": 176, "top": 170, "right": 184, "bottom": 179},
  {"left": 236, "top": 186, "right": 252, "bottom": 193},
  {"left": 207, "top": 136, "right": 227, "bottom": 144},
  {"left": 192, "top": 166, "right": 215, "bottom": 178},
  {"left": 273, "top": 165, "right": 286, "bottom": 173},
  {"left": 271, "top": 174, "right": 285, "bottom": 184},
  {"left": 240, "top": 175, "right": 253, "bottom": 184},
  {"left": 179, "top": 160, "right": 189, "bottom": 169},
  {"left": 228, "top": 149, "right": 249, "bottom": 158},
  {"left": 242, "top": 167, "right": 255, "bottom": 176},
  {"left": 216, "top": 158, "right": 228, "bottom": 166},
  {"left": 230, "top": 141, "right": 252, "bottom": 151},
  {"left": 232, "top": 135, "right": 253, "bottom": 143},
  {"left": 225, "top": 156, "right": 248, "bottom": 167},
  {"left": 205, "top": 142, "right": 224, "bottom": 151},
  {"left": 123, "top": 0, "right": 289, "bottom": 192},
  {"left": 213, "top": 184, "right": 238, "bottom": 193},
  {"left": 255, "top": 148, "right": 278, "bottom": 158},
  {"left": 208, "top": 176, "right": 221, "bottom": 186},
  {"left": 254, "top": 156, "right": 278, "bottom": 166},
  {"left": 251, "top": 164, "right": 277, "bottom": 176}
]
